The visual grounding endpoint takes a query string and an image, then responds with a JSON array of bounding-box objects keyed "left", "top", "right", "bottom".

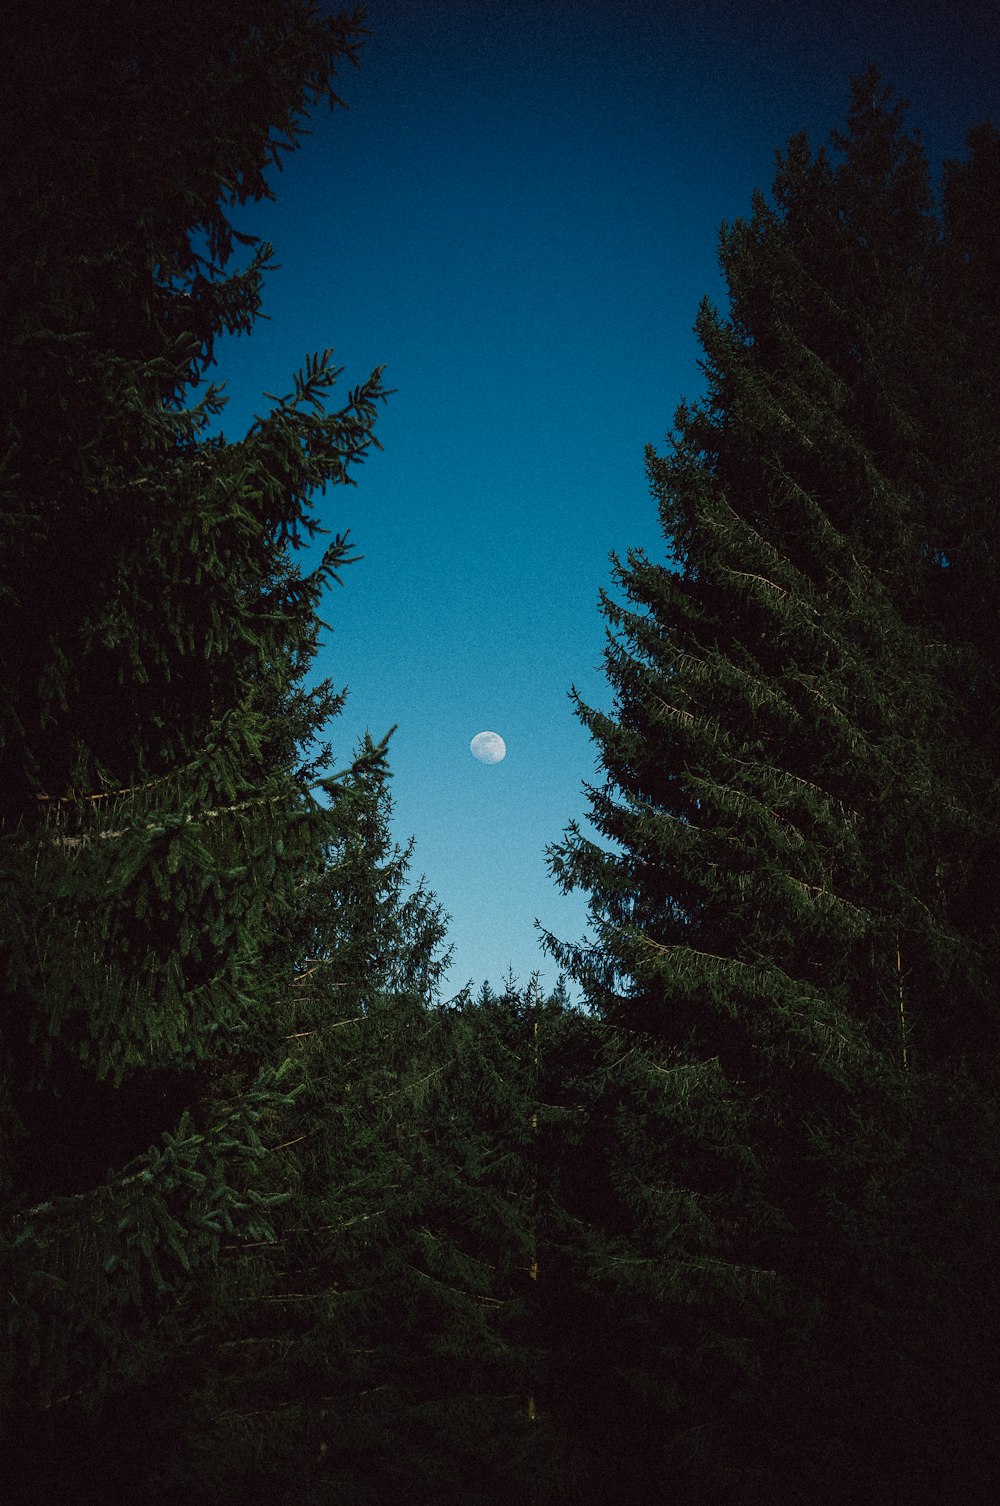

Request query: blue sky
[{"left": 209, "top": 0, "right": 999, "bottom": 998}]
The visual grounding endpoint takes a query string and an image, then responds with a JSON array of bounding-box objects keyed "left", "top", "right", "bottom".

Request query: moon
[{"left": 470, "top": 731, "right": 506, "bottom": 764}]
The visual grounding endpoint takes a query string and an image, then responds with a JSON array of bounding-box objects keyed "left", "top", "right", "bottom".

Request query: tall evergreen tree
[
  {"left": 0, "top": 2, "right": 393, "bottom": 1491},
  {"left": 155, "top": 918, "right": 558, "bottom": 1504},
  {"left": 546, "top": 74, "right": 1000, "bottom": 1502}
]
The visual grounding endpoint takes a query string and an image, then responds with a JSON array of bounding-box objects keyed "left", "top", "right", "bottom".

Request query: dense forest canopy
[{"left": 2, "top": 4, "right": 999, "bottom": 1502}]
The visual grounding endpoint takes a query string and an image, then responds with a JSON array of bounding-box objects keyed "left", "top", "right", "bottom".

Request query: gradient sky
[{"left": 208, "top": 0, "right": 999, "bottom": 998}]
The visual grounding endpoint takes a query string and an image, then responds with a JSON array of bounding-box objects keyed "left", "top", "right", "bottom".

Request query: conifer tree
[
  {"left": 0, "top": 2, "right": 392, "bottom": 1490},
  {"left": 155, "top": 922, "right": 558, "bottom": 1503},
  {"left": 546, "top": 74, "right": 1000, "bottom": 1502}
]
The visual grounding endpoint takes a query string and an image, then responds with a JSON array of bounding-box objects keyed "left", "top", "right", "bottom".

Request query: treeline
[{"left": 2, "top": 4, "right": 999, "bottom": 1503}]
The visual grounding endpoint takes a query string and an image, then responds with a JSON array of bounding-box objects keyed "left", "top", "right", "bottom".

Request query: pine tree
[
  {"left": 546, "top": 74, "right": 1000, "bottom": 1502},
  {"left": 141, "top": 766, "right": 448, "bottom": 1502},
  {"left": 0, "top": 2, "right": 391, "bottom": 1491},
  {"left": 155, "top": 885, "right": 556, "bottom": 1504}
]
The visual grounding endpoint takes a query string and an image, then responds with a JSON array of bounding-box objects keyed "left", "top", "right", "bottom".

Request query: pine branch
[
  {"left": 16, "top": 770, "right": 356, "bottom": 850},
  {"left": 718, "top": 565, "right": 789, "bottom": 598}
]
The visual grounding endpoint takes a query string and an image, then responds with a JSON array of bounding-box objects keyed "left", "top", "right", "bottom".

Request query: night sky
[{"left": 209, "top": 0, "right": 999, "bottom": 997}]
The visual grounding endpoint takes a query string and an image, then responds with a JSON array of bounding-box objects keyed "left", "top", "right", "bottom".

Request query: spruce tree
[
  {"left": 156, "top": 906, "right": 555, "bottom": 1504},
  {"left": 0, "top": 1, "right": 392, "bottom": 1490},
  {"left": 546, "top": 74, "right": 1000, "bottom": 1502}
]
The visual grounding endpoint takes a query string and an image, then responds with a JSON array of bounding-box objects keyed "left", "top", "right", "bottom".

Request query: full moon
[{"left": 470, "top": 731, "right": 506, "bottom": 764}]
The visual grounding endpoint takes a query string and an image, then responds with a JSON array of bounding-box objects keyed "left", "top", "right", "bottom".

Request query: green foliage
[
  {"left": 7, "top": 23, "right": 1000, "bottom": 1504},
  {"left": 0, "top": 0, "right": 390, "bottom": 1484},
  {"left": 546, "top": 72, "right": 1000, "bottom": 1502},
  {"left": 153, "top": 960, "right": 555, "bottom": 1506},
  {"left": 1, "top": 0, "right": 382, "bottom": 814}
]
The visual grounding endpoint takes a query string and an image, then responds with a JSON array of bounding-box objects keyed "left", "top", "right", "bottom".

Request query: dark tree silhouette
[{"left": 546, "top": 73, "right": 1000, "bottom": 1503}]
